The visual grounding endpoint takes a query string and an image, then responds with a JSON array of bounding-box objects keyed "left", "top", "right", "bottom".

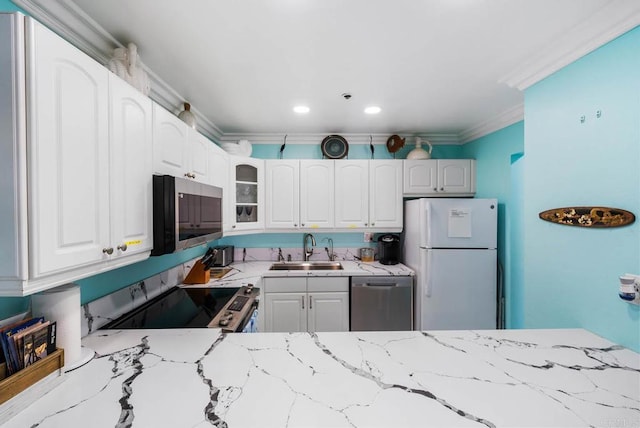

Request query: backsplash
[
  {"left": 233, "top": 246, "right": 376, "bottom": 263},
  {"left": 80, "top": 259, "right": 195, "bottom": 336}
]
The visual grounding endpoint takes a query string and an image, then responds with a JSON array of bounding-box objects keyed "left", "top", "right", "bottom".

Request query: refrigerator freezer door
[
  {"left": 418, "top": 248, "right": 496, "bottom": 330},
  {"left": 419, "top": 198, "right": 497, "bottom": 249}
]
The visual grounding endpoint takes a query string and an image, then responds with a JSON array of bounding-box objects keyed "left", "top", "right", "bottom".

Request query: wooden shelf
[{"left": 0, "top": 348, "right": 64, "bottom": 405}]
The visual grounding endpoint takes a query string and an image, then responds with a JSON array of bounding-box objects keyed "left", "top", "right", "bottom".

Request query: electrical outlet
[{"left": 364, "top": 232, "right": 373, "bottom": 243}]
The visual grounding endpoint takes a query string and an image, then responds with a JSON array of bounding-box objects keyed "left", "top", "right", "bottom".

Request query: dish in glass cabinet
[{"left": 321, "top": 135, "right": 349, "bottom": 159}]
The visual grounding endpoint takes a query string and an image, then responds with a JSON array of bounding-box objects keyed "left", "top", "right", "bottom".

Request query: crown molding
[
  {"left": 458, "top": 103, "right": 524, "bottom": 144},
  {"left": 499, "top": 0, "right": 640, "bottom": 90},
  {"left": 12, "top": 0, "right": 224, "bottom": 142},
  {"left": 219, "top": 133, "right": 461, "bottom": 145}
]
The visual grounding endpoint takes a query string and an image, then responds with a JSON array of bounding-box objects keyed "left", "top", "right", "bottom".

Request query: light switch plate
[{"left": 364, "top": 232, "right": 373, "bottom": 242}]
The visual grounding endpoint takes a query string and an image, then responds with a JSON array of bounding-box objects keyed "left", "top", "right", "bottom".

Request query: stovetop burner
[{"left": 102, "top": 285, "right": 259, "bottom": 331}]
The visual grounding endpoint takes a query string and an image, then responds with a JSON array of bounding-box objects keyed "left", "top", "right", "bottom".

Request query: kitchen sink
[{"left": 269, "top": 261, "right": 343, "bottom": 271}]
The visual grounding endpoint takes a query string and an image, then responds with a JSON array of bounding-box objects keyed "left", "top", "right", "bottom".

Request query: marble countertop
[
  {"left": 182, "top": 260, "right": 414, "bottom": 289},
  {"left": 5, "top": 328, "right": 639, "bottom": 427}
]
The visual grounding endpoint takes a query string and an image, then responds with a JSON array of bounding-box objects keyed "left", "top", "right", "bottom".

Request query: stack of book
[{"left": 0, "top": 317, "right": 57, "bottom": 379}]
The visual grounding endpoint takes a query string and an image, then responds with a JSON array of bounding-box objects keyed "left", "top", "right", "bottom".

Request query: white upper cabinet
[
  {"left": 369, "top": 160, "right": 403, "bottom": 230},
  {"left": 229, "top": 156, "right": 264, "bottom": 232},
  {"left": 28, "top": 17, "right": 111, "bottom": 277},
  {"left": 152, "top": 104, "right": 211, "bottom": 183},
  {"left": 438, "top": 159, "right": 474, "bottom": 194},
  {"left": 187, "top": 128, "right": 210, "bottom": 182},
  {"left": 300, "top": 160, "right": 334, "bottom": 229},
  {"left": 0, "top": 15, "right": 153, "bottom": 296},
  {"left": 265, "top": 160, "right": 300, "bottom": 229},
  {"left": 208, "top": 143, "right": 230, "bottom": 231},
  {"left": 108, "top": 74, "right": 154, "bottom": 259},
  {"left": 334, "top": 160, "right": 369, "bottom": 229},
  {"left": 403, "top": 159, "right": 475, "bottom": 196},
  {"left": 334, "top": 160, "right": 403, "bottom": 231},
  {"left": 152, "top": 104, "right": 188, "bottom": 177}
]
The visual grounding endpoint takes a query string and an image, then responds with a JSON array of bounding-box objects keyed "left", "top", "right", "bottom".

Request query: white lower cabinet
[{"left": 263, "top": 277, "right": 349, "bottom": 332}]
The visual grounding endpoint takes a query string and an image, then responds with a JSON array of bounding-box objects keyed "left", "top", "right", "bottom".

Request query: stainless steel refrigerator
[{"left": 403, "top": 198, "right": 498, "bottom": 330}]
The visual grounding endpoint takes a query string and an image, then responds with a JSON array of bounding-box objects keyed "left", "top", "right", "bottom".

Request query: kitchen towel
[{"left": 31, "top": 284, "right": 83, "bottom": 370}]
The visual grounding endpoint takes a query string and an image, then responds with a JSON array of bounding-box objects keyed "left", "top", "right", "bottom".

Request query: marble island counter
[{"left": 4, "top": 328, "right": 639, "bottom": 427}]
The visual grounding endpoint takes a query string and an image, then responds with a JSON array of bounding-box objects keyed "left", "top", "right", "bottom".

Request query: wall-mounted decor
[{"left": 539, "top": 206, "right": 635, "bottom": 228}]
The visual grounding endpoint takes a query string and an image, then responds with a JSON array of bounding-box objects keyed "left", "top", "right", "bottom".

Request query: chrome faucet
[
  {"left": 303, "top": 233, "right": 316, "bottom": 261},
  {"left": 323, "top": 237, "right": 335, "bottom": 261},
  {"left": 277, "top": 247, "right": 285, "bottom": 262}
]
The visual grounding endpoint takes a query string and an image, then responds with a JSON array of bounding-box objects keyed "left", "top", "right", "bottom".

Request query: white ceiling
[{"left": 19, "top": 0, "right": 640, "bottom": 140}]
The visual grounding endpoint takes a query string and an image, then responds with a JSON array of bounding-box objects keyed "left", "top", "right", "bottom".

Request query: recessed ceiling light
[
  {"left": 364, "top": 106, "right": 381, "bottom": 114},
  {"left": 293, "top": 105, "right": 310, "bottom": 114}
]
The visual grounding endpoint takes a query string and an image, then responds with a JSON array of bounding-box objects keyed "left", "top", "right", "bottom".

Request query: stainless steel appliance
[
  {"left": 152, "top": 175, "right": 223, "bottom": 256},
  {"left": 378, "top": 234, "right": 401, "bottom": 265},
  {"left": 403, "top": 198, "right": 498, "bottom": 331},
  {"left": 350, "top": 276, "right": 413, "bottom": 331},
  {"left": 102, "top": 286, "right": 259, "bottom": 333},
  {"left": 211, "top": 245, "right": 234, "bottom": 267}
]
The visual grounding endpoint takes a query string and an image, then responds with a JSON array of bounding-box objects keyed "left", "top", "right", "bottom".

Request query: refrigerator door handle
[
  {"left": 422, "top": 249, "right": 434, "bottom": 297},
  {"left": 421, "top": 205, "right": 431, "bottom": 248}
]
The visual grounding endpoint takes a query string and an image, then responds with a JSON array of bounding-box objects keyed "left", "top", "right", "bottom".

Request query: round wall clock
[{"left": 321, "top": 135, "right": 349, "bottom": 159}]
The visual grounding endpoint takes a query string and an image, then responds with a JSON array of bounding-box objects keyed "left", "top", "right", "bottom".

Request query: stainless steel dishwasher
[{"left": 350, "top": 276, "right": 413, "bottom": 331}]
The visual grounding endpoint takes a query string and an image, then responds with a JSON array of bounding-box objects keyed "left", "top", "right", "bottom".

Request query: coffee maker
[{"left": 377, "top": 234, "right": 401, "bottom": 265}]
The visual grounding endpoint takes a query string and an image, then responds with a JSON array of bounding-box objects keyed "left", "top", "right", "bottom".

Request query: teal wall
[
  {"left": 523, "top": 26, "right": 640, "bottom": 351},
  {"left": 0, "top": 0, "right": 20, "bottom": 12},
  {"left": 461, "top": 122, "right": 525, "bottom": 328}
]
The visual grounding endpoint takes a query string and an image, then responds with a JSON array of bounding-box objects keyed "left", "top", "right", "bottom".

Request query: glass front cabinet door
[{"left": 229, "top": 157, "right": 264, "bottom": 232}]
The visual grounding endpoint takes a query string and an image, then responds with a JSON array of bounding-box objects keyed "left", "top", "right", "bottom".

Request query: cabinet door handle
[
  {"left": 364, "top": 223, "right": 368, "bottom": 226},
  {"left": 232, "top": 225, "right": 236, "bottom": 228},
  {"left": 301, "top": 223, "right": 305, "bottom": 227},
  {"left": 301, "top": 296, "right": 305, "bottom": 309},
  {"left": 433, "top": 187, "right": 438, "bottom": 191},
  {"left": 371, "top": 223, "right": 375, "bottom": 226},
  {"left": 102, "top": 247, "right": 113, "bottom": 255},
  {"left": 117, "top": 244, "right": 128, "bottom": 252},
  {"left": 309, "top": 296, "right": 312, "bottom": 309},
  {"left": 294, "top": 224, "right": 297, "bottom": 227},
  {"left": 440, "top": 187, "right": 444, "bottom": 191}
]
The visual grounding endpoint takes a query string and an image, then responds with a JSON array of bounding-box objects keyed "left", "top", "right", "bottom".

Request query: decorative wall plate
[
  {"left": 539, "top": 206, "right": 635, "bottom": 228},
  {"left": 321, "top": 135, "right": 349, "bottom": 159},
  {"left": 386, "top": 134, "right": 405, "bottom": 153}
]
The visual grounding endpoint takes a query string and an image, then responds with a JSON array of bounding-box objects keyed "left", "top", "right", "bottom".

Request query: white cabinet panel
[
  {"left": 265, "top": 160, "right": 299, "bottom": 229},
  {"left": 335, "top": 161, "right": 369, "bottom": 228},
  {"left": 152, "top": 104, "right": 188, "bottom": 177},
  {"left": 108, "top": 74, "right": 153, "bottom": 258},
  {"left": 208, "top": 144, "right": 230, "bottom": 231},
  {"left": 403, "top": 159, "right": 475, "bottom": 196},
  {"left": 369, "top": 160, "right": 403, "bottom": 229},
  {"left": 300, "top": 160, "right": 334, "bottom": 228},
  {"left": 264, "top": 292, "right": 307, "bottom": 333},
  {"left": 439, "top": 159, "right": 472, "bottom": 193},
  {"left": 0, "top": 15, "right": 153, "bottom": 295},
  {"left": 28, "top": 18, "right": 110, "bottom": 276},
  {"left": 263, "top": 277, "right": 348, "bottom": 333},
  {"left": 308, "top": 292, "right": 349, "bottom": 332},
  {"left": 187, "top": 129, "right": 210, "bottom": 182}
]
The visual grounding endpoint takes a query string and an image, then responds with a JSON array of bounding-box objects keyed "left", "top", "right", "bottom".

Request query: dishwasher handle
[{"left": 353, "top": 282, "right": 408, "bottom": 288}]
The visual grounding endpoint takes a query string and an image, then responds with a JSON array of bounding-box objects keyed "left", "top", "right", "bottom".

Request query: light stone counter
[
  {"left": 4, "top": 328, "right": 639, "bottom": 427},
  {"left": 181, "top": 260, "right": 414, "bottom": 290}
]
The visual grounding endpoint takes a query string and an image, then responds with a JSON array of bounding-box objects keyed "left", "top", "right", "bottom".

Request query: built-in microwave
[{"left": 151, "top": 175, "right": 223, "bottom": 256}]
